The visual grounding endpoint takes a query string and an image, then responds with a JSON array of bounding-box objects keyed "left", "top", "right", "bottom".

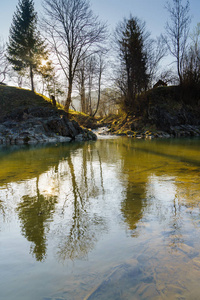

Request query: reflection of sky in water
[
  {"left": 0, "top": 145, "right": 126, "bottom": 262},
  {"left": 146, "top": 175, "right": 178, "bottom": 222},
  {"left": 0, "top": 139, "right": 200, "bottom": 300}
]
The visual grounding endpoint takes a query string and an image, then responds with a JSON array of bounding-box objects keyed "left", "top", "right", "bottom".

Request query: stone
[{"left": 0, "top": 106, "right": 97, "bottom": 145}]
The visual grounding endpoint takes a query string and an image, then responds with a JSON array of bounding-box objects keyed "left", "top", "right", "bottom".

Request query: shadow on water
[
  {"left": 1, "top": 138, "right": 199, "bottom": 262},
  {"left": 121, "top": 187, "right": 145, "bottom": 235},
  {"left": 120, "top": 137, "right": 200, "bottom": 168}
]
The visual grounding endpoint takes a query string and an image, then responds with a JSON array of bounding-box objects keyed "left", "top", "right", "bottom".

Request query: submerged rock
[{"left": 84, "top": 260, "right": 140, "bottom": 300}]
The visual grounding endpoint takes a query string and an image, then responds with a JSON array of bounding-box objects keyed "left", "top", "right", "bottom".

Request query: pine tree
[
  {"left": 7, "top": 0, "right": 47, "bottom": 91},
  {"left": 116, "top": 17, "right": 149, "bottom": 110}
]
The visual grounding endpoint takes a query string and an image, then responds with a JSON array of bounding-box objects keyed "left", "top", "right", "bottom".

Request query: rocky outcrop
[
  {"left": 143, "top": 104, "right": 200, "bottom": 138},
  {"left": 169, "top": 125, "right": 200, "bottom": 137},
  {"left": 148, "top": 105, "right": 200, "bottom": 131},
  {"left": 0, "top": 107, "right": 97, "bottom": 145}
]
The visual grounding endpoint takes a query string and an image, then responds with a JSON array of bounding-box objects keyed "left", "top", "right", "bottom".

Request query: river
[{"left": 0, "top": 137, "right": 200, "bottom": 299}]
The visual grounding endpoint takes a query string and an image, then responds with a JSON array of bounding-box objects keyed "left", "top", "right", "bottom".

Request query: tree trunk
[
  {"left": 80, "top": 77, "right": 86, "bottom": 113},
  {"left": 65, "top": 79, "right": 72, "bottom": 113},
  {"left": 177, "top": 39, "right": 183, "bottom": 85},
  {"left": 93, "top": 69, "right": 102, "bottom": 117},
  {"left": 81, "top": 89, "right": 86, "bottom": 113},
  {"left": 88, "top": 74, "right": 93, "bottom": 115},
  {"left": 177, "top": 59, "right": 183, "bottom": 85},
  {"left": 30, "top": 65, "right": 34, "bottom": 91}
]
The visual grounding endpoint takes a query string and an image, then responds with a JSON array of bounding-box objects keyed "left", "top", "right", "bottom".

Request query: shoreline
[
  {"left": 95, "top": 125, "right": 200, "bottom": 139},
  {"left": 0, "top": 114, "right": 97, "bottom": 145}
]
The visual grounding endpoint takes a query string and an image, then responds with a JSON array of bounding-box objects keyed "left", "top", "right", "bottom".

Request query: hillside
[
  {"left": 0, "top": 85, "right": 98, "bottom": 126},
  {"left": 0, "top": 85, "right": 96, "bottom": 144},
  {"left": 0, "top": 85, "right": 54, "bottom": 121},
  {"left": 0, "top": 84, "right": 200, "bottom": 142},
  {"left": 99, "top": 86, "right": 200, "bottom": 138}
]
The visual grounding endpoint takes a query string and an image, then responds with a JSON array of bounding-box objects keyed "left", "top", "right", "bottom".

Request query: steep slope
[{"left": 0, "top": 85, "right": 96, "bottom": 144}]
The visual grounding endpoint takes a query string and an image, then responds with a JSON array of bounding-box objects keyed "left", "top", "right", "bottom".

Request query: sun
[{"left": 41, "top": 59, "right": 47, "bottom": 67}]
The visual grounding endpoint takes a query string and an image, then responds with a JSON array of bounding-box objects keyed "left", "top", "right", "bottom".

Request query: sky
[
  {"left": 0, "top": 0, "right": 200, "bottom": 88},
  {"left": 1, "top": 0, "right": 200, "bottom": 41}
]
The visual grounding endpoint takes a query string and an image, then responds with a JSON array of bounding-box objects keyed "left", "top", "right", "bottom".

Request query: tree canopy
[
  {"left": 115, "top": 16, "right": 149, "bottom": 110},
  {"left": 42, "top": 0, "right": 107, "bottom": 112},
  {"left": 164, "top": 0, "right": 191, "bottom": 84},
  {"left": 7, "top": 0, "right": 47, "bottom": 91}
]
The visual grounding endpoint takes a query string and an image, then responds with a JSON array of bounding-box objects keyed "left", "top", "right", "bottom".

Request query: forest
[{"left": 0, "top": 0, "right": 200, "bottom": 119}]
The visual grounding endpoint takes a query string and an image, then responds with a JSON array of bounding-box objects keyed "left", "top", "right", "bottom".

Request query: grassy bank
[
  {"left": 1, "top": 84, "right": 199, "bottom": 137},
  {"left": 0, "top": 85, "right": 98, "bottom": 128}
]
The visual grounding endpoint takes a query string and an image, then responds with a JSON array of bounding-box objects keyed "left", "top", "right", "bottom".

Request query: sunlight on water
[{"left": 0, "top": 138, "right": 200, "bottom": 299}]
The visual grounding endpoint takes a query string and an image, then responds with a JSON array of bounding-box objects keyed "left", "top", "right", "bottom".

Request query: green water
[{"left": 0, "top": 137, "right": 200, "bottom": 300}]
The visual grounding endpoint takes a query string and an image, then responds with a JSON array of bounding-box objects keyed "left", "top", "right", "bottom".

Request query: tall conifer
[
  {"left": 7, "top": 0, "right": 47, "bottom": 91},
  {"left": 115, "top": 17, "right": 149, "bottom": 110}
]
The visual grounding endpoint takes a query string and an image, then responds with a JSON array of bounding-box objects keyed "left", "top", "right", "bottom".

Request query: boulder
[{"left": 0, "top": 106, "right": 97, "bottom": 145}]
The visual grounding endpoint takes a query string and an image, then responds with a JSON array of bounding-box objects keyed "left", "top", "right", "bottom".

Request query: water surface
[{"left": 0, "top": 137, "right": 200, "bottom": 299}]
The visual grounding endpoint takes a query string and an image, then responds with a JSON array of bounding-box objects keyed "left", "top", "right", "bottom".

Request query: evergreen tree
[
  {"left": 7, "top": 0, "right": 47, "bottom": 91},
  {"left": 115, "top": 17, "right": 149, "bottom": 110}
]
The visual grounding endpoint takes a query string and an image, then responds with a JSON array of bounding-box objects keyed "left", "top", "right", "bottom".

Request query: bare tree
[
  {"left": 190, "top": 23, "right": 200, "bottom": 53},
  {"left": 86, "top": 55, "right": 97, "bottom": 115},
  {"left": 164, "top": 0, "right": 191, "bottom": 84},
  {"left": 146, "top": 36, "right": 167, "bottom": 87},
  {"left": 75, "top": 50, "right": 107, "bottom": 116},
  {"left": 98, "top": 88, "right": 121, "bottom": 116},
  {"left": 182, "top": 23, "right": 200, "bottom": 88},
  {"left": 76, "top": 56, "right": 87, "bottom": 113},
  {"left": 42, "top": 0, "right": 107, "bottom": 113},
  {"left": 92, "top": 52, "right": 106, "bottom": 117},
  {"left": 0, "top": 38, "right": 10, "bottom": 83}
]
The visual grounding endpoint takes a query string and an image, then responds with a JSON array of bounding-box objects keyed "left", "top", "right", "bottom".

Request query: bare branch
[
  {"left": 41, "top": 0, "right": 107, "bottom": 111},
  {"left": 164, "top": 0, "right": 191, "bottom": 83},
  {"left": 0, "top": 38, "right": 10, "bottom": 83}
]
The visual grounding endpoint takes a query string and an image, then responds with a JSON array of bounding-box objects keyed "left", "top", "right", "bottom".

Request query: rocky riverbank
[
  {"left": 96, "top": 124, "right": 200, "bottom": 139},
  {"left": 0, "top": 85, "right": 97, "bottom": 145},
  {"left": 98, "top": 86, "right": 200, "bottom": 139},
  {"left": 0, "top": 106, "right": 97, "bottom": 145},
  {"left": 1, "top": 85, "right": 200, "bottom": 144}
]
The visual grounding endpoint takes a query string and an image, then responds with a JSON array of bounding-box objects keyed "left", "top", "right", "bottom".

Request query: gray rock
[{"left": 0, "top": 108, "right": 97, "bottom": 145}]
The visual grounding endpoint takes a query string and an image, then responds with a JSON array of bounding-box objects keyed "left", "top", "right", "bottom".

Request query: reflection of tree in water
[
  {"left": 121, "top": 183, "right": 146, "bottom": 236},
  {"left": 57, "top": 209, "right": 105, "bottom": 261},
  {"left": 0, "top": 200, "right": 5, "bottom": 226},
  {"left": 17, "top": 177, "right": 57, "bottom": 261},
  {"left": 56, "top": 145, "right": 107, "bottom": 261},
  {"left": 12, "top": 142, "right": 107, "bottom": 262},
  {"left": 118, "top": 138, "right": 200, "bottom": 247},
  {"left": 166, "top": 193, "right": 184, "bottom": 250},
  {"left": 116, "top": 140, "right": 148, "bottom": 236}
]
